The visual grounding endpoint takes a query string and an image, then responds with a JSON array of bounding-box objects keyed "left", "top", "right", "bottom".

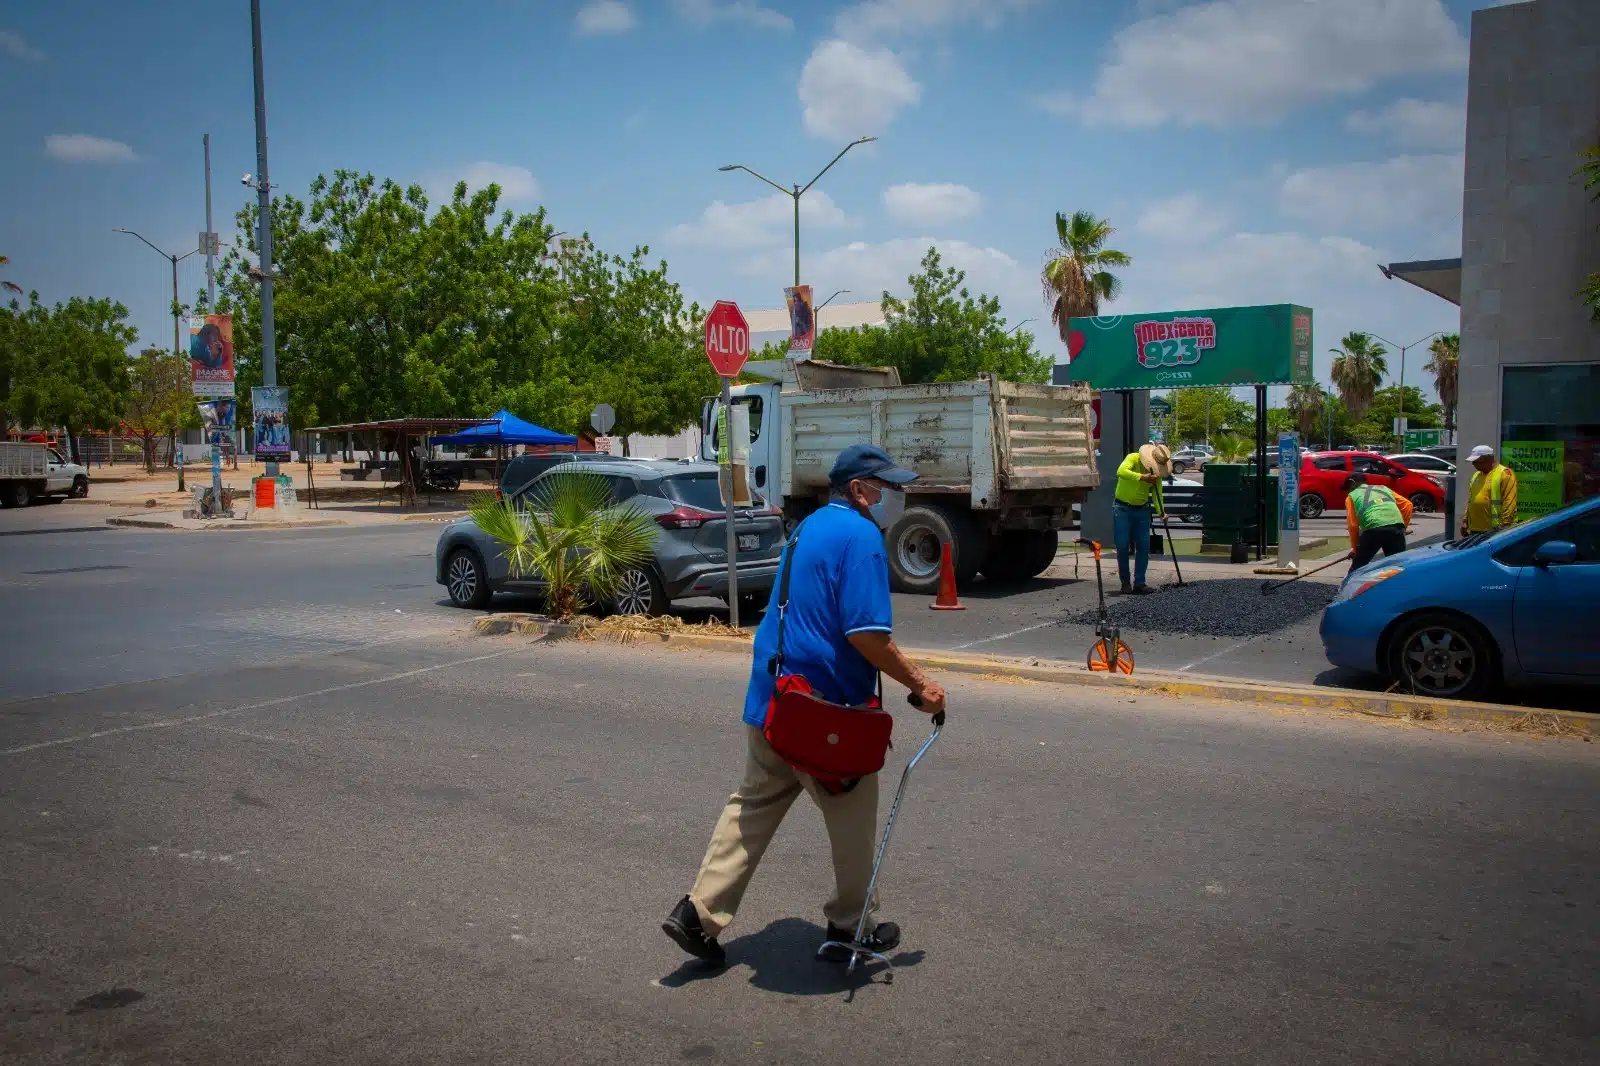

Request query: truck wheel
[
  {"left": 5, "top": 481, "right": 33, "bottom": 508},
  {"left": 1023, "top": 530, "right": 1060, "bottom": 578},
  {"left": 979, "top": 530, "right": 1058, "bottom": 583},
  {"left": 886, "top": 504, "right": 983, "bottom": 594},
  {"left": 70, "top": 476, "right": 89, "bottom": 499}
]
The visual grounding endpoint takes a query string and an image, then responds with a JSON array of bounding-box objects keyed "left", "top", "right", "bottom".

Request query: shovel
[{"left": 1259, "top": 551, "right": 1352, "bottom": 595}]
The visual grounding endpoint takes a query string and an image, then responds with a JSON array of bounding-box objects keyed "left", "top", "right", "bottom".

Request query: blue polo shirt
[{"left": 742, "top": 502, "right": 894, "bottom": 727}]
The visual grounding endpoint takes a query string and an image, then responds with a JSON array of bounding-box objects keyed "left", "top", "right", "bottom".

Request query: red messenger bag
[{"left": 763, "top": 522, "right": 894, "bottom": 793}]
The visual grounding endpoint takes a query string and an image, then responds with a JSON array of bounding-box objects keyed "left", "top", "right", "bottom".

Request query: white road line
[
  {"left": 1177, "top": 637, "right": 1257, "bottom": 673},
  {"left": 950, "top": 621, "right": 1058, "bottom": 651},
  {"left": 1, "top": 648, "right": 517, "bottom": 756}
]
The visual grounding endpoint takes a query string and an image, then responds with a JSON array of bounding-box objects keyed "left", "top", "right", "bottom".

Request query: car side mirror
[{"left": 1532, "top": 540, "right": 1577, "bottom": 567}]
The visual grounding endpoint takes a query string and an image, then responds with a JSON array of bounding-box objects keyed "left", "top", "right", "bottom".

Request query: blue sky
[{"left": 3, "top": 0, "right": 1507, "bottom": 402}]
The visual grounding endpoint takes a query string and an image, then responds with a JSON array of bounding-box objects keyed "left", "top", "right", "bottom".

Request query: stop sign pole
[{"left": 705, "top": 301, "right": 750, "bottom": 629}]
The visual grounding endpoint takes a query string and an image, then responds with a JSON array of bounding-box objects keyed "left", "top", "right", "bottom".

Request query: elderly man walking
[{"left": 663, "top": 444, "right": 947, "bottom": 966}]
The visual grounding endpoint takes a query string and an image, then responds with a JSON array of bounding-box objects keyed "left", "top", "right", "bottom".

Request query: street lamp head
[{"left": 717, "top": 165, "right": 737, "bottom": 172}]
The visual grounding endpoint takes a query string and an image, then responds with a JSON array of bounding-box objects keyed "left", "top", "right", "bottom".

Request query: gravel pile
[{"left": 1064, "top": 577, "right": 1338, "bottom": 637}]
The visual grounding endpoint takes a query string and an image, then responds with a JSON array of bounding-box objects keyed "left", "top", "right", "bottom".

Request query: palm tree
[
  {"left": 1209, "top": 432, "right": 1253, "bottom": 463},
  {"left": 1424, "top": 333, "right": 1460, "bottom": 432},
  {"left": 1042, "top": 211, "right": 1131, "bottom": 343},
  {"left": 1, "top": 255, "right": 21, "bottom": 295},
  {"left": 1285, "top": 383, "right": 1326, "bottom": 439},
  {"left": 468, "top": 472, "right": 657, "bottom": 621},
  {"left": 1329, "top": 332, "right": 1389, "bottom": 421}
]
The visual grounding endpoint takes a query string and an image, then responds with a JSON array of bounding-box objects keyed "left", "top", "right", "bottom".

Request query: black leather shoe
[
  {"left": 662, "top": 895, "right": 725, "bottom": 965},
  {"left": 819, "top": 920, "right": 901, "bottom": 961}
]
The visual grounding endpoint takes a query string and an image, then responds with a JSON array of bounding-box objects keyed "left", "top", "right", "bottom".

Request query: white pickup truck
[
  {"left": 0, "top": 441, "right": 90, "bottom": 507},
  {"left": 702, "top": 359, "right": 1098, "bottom": 593}
]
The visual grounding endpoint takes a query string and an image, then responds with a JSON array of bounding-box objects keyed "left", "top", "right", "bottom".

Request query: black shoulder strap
[{"left": 768, "top": 520, "right": 805, "bottom": 676}]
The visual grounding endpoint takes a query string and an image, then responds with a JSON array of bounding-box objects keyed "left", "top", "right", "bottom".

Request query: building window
[{"left": 1500, "top": 364, "right": 1600, "bottom": 518}]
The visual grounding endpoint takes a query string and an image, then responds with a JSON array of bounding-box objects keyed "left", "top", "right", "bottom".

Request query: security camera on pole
[{"left": 704, "top": 300, "right": 751, "bottom": 628}]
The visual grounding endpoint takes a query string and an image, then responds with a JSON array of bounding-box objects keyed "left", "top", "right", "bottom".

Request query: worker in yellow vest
[
  {"left": 1344, "top": 473, "right": 1413, "bottom": 571},
  {"left": 1460, "top": 444, "right": 1518, "bottom": 537},
  {"left": 1112, "top": 443, "right": 1169, "bottom": 594}
]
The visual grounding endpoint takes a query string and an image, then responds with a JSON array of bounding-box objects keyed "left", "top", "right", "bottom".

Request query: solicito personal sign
[{"left": 1065, "top": 304, "right": 1314, "bottom": 390}]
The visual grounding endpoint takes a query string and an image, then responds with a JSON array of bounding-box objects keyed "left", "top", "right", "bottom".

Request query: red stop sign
[{"left": 703, "top": 300, "right": 750, "bottom": 379}]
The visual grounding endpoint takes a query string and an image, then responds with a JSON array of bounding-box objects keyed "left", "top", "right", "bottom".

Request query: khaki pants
[{"left": 689, "top": 725, "right": 879, "bottom": 937}]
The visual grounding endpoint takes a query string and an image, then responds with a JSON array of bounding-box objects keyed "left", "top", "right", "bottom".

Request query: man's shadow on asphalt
[{"left": 657, "top": 917, "right": 924, "bottom": 999}]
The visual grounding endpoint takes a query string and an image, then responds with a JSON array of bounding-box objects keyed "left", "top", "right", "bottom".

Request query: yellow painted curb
[{"left": 469, "top": 615, "right": 1596, "bottom": 738}]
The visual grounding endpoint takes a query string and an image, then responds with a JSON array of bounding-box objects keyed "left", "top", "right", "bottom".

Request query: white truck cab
[{"left": 0, "top": 442, "right": 89, "bottom": 507}]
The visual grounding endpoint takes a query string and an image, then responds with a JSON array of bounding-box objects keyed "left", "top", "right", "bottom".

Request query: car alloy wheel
[
  {"left": 1398, "top": 625, "right": 1478, "bottom": 697},
  {"left": 446, "top": 552, "right": 481, "bottom": 607},
  {"left": 1171, "top": 460, "right": 1187, "bottom": 474},
  {"left": 1299, "top": 493, "right": 1325, "bottom": 519},
  {"left": 1409, "top": 492, "right": 1436, "bottom": 514},
  {"left": 614, "top": 568, "right": 657, "bottom": 616}
]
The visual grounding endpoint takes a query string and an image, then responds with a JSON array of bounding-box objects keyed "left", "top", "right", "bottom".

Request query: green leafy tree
[
  {"left": 1170, "top": 387, "right": 1252, "bottom": 446},
  {"left": 800, "top": 247, "right": 1050, "bottom": 385},
  {"left": 468, "top": 472, "right": 657, "bottom": 621},
  {"left": 1041, "top": 211, "right": 1130, "bottom": 343},
  {"left": 124, "top": 348, "right": 193, "bottom": 471},
  {"left": 1329, "top": 332, "right": 1389, "bottom": 421},
  {"left": 1368, "top": 384, "right": 1443, "bottom": 439},
  {"left": 218, "top": 171, "right": 713, "bottom": 444},
  {"left": 1423, "top": 333, "right": 1459, "bottom": 432},
  {"left": 1285, "top": 383, "right": 1327, "bottom": 439},
  {"left": 4, "top": 295, "right": 135, "bottom": 460},
  {"left": 1577, "top": 144, "right": 1599, "bottom": 320},
  {"left": 1209, "top": 432, "right": 1252, "bottom": 463}
]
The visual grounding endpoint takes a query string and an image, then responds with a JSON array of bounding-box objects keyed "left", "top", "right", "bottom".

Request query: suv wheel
[
  {"left": 444, "top": 548, "right": 491, "bottom": 609},
  {"left": 1388, "top": 612, "right": 1495, "bottom": 700},
  {"left": 613, "top": 567, "right": 667, "bottom": 617},
  {"left": 1299, "top": 493, "right": 1325, "bottom": 519}
]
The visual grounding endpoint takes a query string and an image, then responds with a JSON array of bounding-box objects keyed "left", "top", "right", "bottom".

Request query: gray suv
[{"left": 435, "top": 458, "right": 785, "bottom": 616}]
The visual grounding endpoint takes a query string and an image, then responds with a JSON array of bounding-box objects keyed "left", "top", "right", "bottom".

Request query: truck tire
[
  {"left": 980, "top": 530, "right": 1061, "bottom": 583},
  {"left": 70, "top": 476, "right": 89, "bottom": 499},
  {"left": 5, "top": 481, "right": 33, "bottom": 508},
  {"left": 886, "top": 504, "right": 983, "bottom": 594}
]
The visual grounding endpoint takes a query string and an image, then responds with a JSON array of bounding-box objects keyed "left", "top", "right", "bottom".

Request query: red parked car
[{"left": 1297, "top": 451, "right": 1445, "bottom": 519}]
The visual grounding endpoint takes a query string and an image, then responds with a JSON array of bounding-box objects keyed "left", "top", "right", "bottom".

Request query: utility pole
[
  {"left": 250, "top": 0, "right": 277, "bottom": 475},
  {"left": 204, "top": 134, "right": 216, "bottom": 308},
  {"left": 719, "top": 137, "right": 875, "bottom": 287}
]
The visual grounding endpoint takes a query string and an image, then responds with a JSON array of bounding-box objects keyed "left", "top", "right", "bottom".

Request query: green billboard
[{"left": 1066, "top": 304, "right": 1314, "bottom": 390}]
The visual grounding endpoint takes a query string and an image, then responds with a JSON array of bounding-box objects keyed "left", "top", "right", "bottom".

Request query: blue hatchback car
[{"left": 1320, "top": 496, "right": 1600, "bottom": 699}]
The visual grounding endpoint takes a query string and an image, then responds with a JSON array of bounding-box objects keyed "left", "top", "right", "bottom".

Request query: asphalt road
[{"left": 3, "top": 632, "right": 1596, "bottom": 1064}]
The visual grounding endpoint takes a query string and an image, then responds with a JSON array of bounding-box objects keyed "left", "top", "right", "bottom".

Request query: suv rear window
[{"left": 662, "top": 473, "right": 725, "bottom": 511}]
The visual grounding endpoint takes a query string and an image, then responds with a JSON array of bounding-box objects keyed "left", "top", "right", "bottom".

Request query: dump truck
[
  {"left": 701, "top": 359, "right": 1099, "bottom": 593},
  {"left": 0, "top": 441, "right": 89, "bottom": 508}
]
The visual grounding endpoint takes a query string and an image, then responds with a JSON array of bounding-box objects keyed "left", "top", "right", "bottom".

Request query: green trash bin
[{"left": 1203, "top": 464, "right": 1278, "bottom": 552}]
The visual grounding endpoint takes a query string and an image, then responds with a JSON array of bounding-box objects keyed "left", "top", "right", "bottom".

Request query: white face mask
[{"left": 867, "top": 485, "right": 906, "bottom": 530}]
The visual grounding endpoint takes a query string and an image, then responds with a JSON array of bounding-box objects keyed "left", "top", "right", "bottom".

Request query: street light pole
[
  {"left": 719, "top": 137, "right": 876, "bottom": 286},
  {"left": 816, "top": 288, "right": 850, "bottom": 334},
  {"left": 1006, "top": 317, "right": 1037, "bottom": 337},
  {"left": 1368, "top": 331, "right": 1444, "bottom": 453},
  {"left": 113, "top": 229, "right": 198, "bottom": 357}
]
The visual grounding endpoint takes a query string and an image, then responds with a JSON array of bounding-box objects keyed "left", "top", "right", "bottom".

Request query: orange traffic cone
[{"left": 929, "top": 541, "right": 966, "bottom": 611}]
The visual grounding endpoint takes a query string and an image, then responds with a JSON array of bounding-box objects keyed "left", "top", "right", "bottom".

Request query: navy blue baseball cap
[{"left": 828, "top": 443, "right": 919, "bottom": 488}]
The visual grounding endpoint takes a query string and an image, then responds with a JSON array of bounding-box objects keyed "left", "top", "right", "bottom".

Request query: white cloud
[
  {"left": 44, "top": 134, "right": 135, "bottom": 164},
  {"left": 1046, "top": 0, "right": 1468, "bottom": 127},
  {"left": 834, "top": 0, "right": 1035, "bottom": 40},
  {"left": 438, "top": 162, "right": 540, "bottom": 205},
  {"left": 672, "top": 0, "right": 791, "bottom": 30},
  {"left": 0, "top": 29, "right": 44, "bottom": 61},
  {"left": 668, "top": 191, "right": 852, "bottom": 248},
  {"left": 798, "top": 39, "right": 920, "bottom": 139},
  {"left": 882, "top": 183, "right": 982, "bottom": 225},
  {"left": 1134, "top": 193, "right": 1227, "bottom": 245},
  {"left": 1279, "top": 153, "right": 1463, "bottom": 234},
  {"left": 1345, "top": 98, "right": 1465, "bottom": 151},
  {"left": 574, "top": 1, "right": 635, "bottom": 35}
]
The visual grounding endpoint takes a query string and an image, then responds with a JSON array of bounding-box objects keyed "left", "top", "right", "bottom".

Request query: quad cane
[
  {"left": 817, "top": 696, "right": 945, "bottom": 979},
  {"left": 1076, "top": 538, "right": 1134, "bottom": 674}
]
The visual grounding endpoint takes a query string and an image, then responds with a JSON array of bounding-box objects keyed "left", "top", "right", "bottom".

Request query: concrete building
[{"left": 1388, "top": 0, "right": 1600, "bottom": 515}]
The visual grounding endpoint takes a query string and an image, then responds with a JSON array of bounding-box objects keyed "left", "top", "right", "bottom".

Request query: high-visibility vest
[
  {"left": 1351, "top": 484, "right": 1404, "bottom": 530},
  {"left": 1469, "top": 464, "right": 1513, "bottom": 527}
]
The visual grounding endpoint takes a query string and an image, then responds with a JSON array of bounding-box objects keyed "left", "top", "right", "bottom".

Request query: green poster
[
  {"left": 1500, "top": 441, "right": 1564, "bottom": 521},
  {"left": 1403, "top": 429, "right": 1443, "bottom": 451},
  {"left": 1066, "top": 304, "right": 1314, "bottom": 390}
]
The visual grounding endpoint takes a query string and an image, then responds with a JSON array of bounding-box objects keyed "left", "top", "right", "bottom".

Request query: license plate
[{"left": 738, "top": 534, "right": 760, "bottom": 551}]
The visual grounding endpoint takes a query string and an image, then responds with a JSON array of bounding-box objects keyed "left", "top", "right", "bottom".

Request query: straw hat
[{"left": 1139, "top": 443, "right": 1172, "bottom": 478}]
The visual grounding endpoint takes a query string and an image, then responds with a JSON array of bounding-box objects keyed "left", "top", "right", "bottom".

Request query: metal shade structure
[
  {"left": 300, "top": 417, "right": 497, "bottom": 507},
  {"left": 1378, "top": 258, "right": 1462, "bottom": 306}
]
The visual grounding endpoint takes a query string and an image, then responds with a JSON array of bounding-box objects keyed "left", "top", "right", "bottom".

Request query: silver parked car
[{"left": 434, "top": 459, "right": 785, "bottom": 616}]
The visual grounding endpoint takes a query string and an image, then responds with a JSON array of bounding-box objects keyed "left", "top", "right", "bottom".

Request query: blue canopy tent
[
  {"left": 430, "top": 409, "right": 579, "bottom": 492},
  {"left": 429, "top": 410, "right": 578, "bottom": 449}
]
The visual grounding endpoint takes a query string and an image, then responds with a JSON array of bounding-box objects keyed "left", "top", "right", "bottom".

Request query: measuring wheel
[{"left": 1087, "top": 635, "right": 1135, "bottom": 674}]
